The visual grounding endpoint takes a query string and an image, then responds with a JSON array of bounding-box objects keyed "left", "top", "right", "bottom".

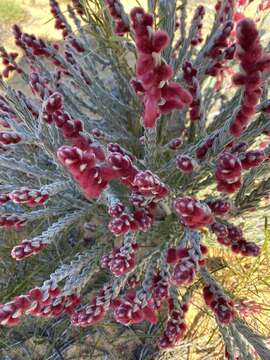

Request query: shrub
[{"left": 0, "top": 0, "right": 270, "bottom": 359}]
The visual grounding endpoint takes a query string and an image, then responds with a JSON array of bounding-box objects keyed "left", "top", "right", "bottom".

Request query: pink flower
[
  {"left": 131, "top": 7, "right": 192, "bottom": 128},
  {"left": 176, "top": 154, "right": 198, "bottom": 172},
  {"left": 239, "top": 150, "right": 265, "bottom": 169},
  {"left": 0, "top": 131, "right": 21, "bottom": 145},
  {"left": 206, "top": 198, "right": 231, "bottom": 215},
  {"left": 230, "top": 18, "right": 269, "bottom": 137},
  {"left": 203, "top": 285, "right": 235, "bottom": 324},
  {"left": 113, "top": 290, "right": 158, "bottom": 325},
  {"left": 158, "top": 300, "right": 189, "bottom": 349},
  {"left": 173, "top": 196, "right": 214, "bottom": 228},
  {"left": 215, "top": 152, "right": 242, "bottom": 193},
  {"left": 0, "top": 214, "right": 27, "bottom": 231}
]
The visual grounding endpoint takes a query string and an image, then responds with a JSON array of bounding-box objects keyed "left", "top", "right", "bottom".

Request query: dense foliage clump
[{"left": 0, "top": 0, "right": 270, "bottom": 359}]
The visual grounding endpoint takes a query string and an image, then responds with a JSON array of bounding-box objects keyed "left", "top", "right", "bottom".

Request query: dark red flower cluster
[
  {"left": 168, "top": 138, "right": 182, "bottom": 150},
  {"left": 195, "top": 135, "right": 217, "bottom": 159},
  {"left": 207, "top": 21, "right": 234, "bottom": 59},
  {"left": 71, "top": 0, "right": 84, "bottom": 16},
  {"left": 71, "top": 285, "right": 113, "bottom": 326},
  {"left": 228, "top": 140, "right": 248, "bottom": 154},
  {"left": 132, "top": 170, "right": 169, "bottom": 200},
  {"left": 173, "top": 196, "right": 214, "bottom": 229},
  {"left": 215, "top": 0, "right": 234, "bottom": 23},
  {"left": 112, "top": 290, "right": 158, "bottom": 325},
  {"left": 167, "top": 245, "right": 208, "bottom": 285},
  {"left": 211, "top": 222, "right": 261, "bottom": 256},
  {"left": 107, "top": 145, "right": 138, "bottom": 187},
  {"left": 12, "top": 25, "right": 52, "bottom": 58},
  {"left": 108, "top": 207, "right": 154, "bottom": 235},
  {"left": 51, "top": 112, "right": 85, "bottom": 144},
  {"left": 57, "top": 113, "right": 169, "bottom": 201},
  {"left": 43, "top": 92, "right": 90, "bottom": 148},
  {"left": 182, "top": 61, "right": 202, "bottom": 121},
  {"left": 215, "top": 147, "right": 265, "bottom": 192},
  {"left": 107, "top": 142, "right": 136, "bottom": 158},
  {"left": 70, "top": 37, "right": 85, "bottom": 53},
  {"left": 239, "top": 150, "right": 266, "bottom": 169},
  {"left": 230, "top": 18, "right": 270, "bottom": 137},
  {"left": 42, "top": 92, "right": 63, "bottom": 119},
  {"left": 176, "top": 154, "right": 198, "bottom": 173},
  {"left": 203, "top": 284, "right": 235, "bottom": 324},
  {"left": 130, "top": 7, "right": 192, "bottom": 128},
  {"left": 0, "top": 131, "right": 21, "bottom": 145},
  {"left": 150, "top": 272, "right": 170, "bottom": 310},
  {"left": 108, "top": 201, "right": 125, "bottom": 217},
  {"left": 0, "top": 193, "right": 10, "bottom": 205},
  {"left": 0, "top": 48, "right": 21, "bottom": 78},
  {"left": 8, "top": 187, "right": 49, "bottom": 207},
  {"left": 211, "top": 222, "right": 231, "bottom": 245},
  {"left": 205, "top": 198, "right": 231, "bottom": 216},
  {"left": 215, "top": 152, "right": 242, "bottom": 193},
  {"left": 107, "top": 208, "right": 130, "bottom": 235},
  {"left": 47, "top": 95, "right": 114, "bottom": 199},
  {"left": 0, "top": 214, "right": 27, "bottom": 231},
  {"left": 190, "top": 6, "right": 205, "bottom": 46},
  {"left": 57, "top": 145, "right": 110, "bottom": 199},
  {"left": 105, "top": 169, "right": 168, "bottom": 236},
  {"left": 205, "top": 44, "right": 236, "bottom": 81},
  {"left": 205, "top": 22, "right": 235, "bottom": 89},
  {"left": 49, "top": 0, "right": 69, "bottom": 38},
  {"left": 11, "top": 238, "right": 48, "bottom": 260},
  {"left": 101, "top": 240, "right": 138, "bottom": 276},
  {"left": 12, "top": 25, "right": 72, "bottom": 76},
  {"left": 29, "top": 68, "right": 51, "bottom": 99},
  {"left": 105, "top": 0, "right": 130, "bottom": 36},
  {"left": 0, "top": 95, "right": 15, "bottom": 128},
  {"left": 0, "top": 187, "right": 48, "bottom": 209},
  {"left": 91, "top": 128, "right": 105, "bottom": 139},
  {"left": 158, "top": 299, "right": 189, "bottom": 349},
  {"left": 0, "top": 284, "right": 80, "bottom": 326}
]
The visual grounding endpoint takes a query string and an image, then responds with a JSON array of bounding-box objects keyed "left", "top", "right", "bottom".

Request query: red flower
[
  {"left": 203, "top": 285, "right": 235, "bottom": 324},
  {"left": 176, "top": 154, "right": 198, "bottom": 173},
  {"left": 113, "top": 291, "right": 158, "bottom": 325},
  {"left": 239, "top": 150, "right": 265, "bottom": 169},
  {"left": 173, "top": 196, "right": 214, "bottom": 228}
]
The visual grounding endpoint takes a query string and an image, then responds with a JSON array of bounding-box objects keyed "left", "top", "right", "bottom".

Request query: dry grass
[{"left": 0, "top": 0, "right": 27, "bottom": 25}]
